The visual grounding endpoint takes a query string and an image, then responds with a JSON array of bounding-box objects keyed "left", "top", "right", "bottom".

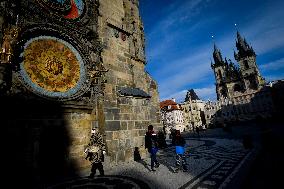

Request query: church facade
[
  {"left": 211, "top": 32, "right": 266, "bottom": 100},
  {"left": 0, "top": 0, "right": 161, "bottom": 187},
  {"left": 208, "top": 32, "right": 274, "bottom": 124}
]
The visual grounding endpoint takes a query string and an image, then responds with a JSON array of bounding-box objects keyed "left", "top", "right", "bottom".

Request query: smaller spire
[
  {"left": 234, "top": 23, "right": 238, "bottom": 31},
  {"left": 213, "top": 43, "right": 223, "bottom": 65},
  {"left": 235, "top": 31, "right": 256, "bottom": 59},
  {"left": 211, "top": 35, "right": 215, "bottom": 44},
  {"left": 213, "top": 42, "right": 218, "bottom": 52}
]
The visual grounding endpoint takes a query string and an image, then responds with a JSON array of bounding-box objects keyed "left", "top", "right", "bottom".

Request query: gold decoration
[
  {"left": 0, "top": 26, "right": 20, "bottom": 63},
  {"left": 23, "top": 39, "right": 80, "bottom": 92}
]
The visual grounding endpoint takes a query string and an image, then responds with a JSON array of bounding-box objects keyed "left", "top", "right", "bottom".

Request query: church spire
[
  {"left": 235, "top": 31, "right": 255, "bottom": 61},
  {"left": 212, "top": 43, "right": 224, "bottom": 67}
]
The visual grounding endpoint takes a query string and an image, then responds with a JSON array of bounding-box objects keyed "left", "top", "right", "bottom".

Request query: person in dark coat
[
  {"left": 145, "top": 125, "right": 160, "bottom": 171},
  {"left": 174, "top": 130, "right": 188, "bottom": 172},
  {"left": 85, "top": 128, "right": 106, "bottom": 178},
  {"left": 157, "top": 130, "right": 167, "bottom": 149}
]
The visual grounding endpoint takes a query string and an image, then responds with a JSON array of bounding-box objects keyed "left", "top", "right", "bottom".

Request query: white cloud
[
  {"left": 146, "top": 0, "right": 214, "bottom": 59},
  {"left": 195, "top": 85, "right": 216, "bottom": 101},
  {"left": 156, "top": 35, "right": 235, "bottom": 99},
  {"left": 240, "top": 3, "right": 284, "bottom": 55},
  {"left": 162, "top": 90, "right": 188, "bottom": 103},
  {"left": 161, "top": 85, "right": 216, "bottom": 103},
  {"left": 147, "top": 0, "right": 207, "bottom": 38},
  {"left": 157, "top": 50, "right": 212, "bottom": 98},
  {"left": 260, "top": 58, "right": 284, "bottom": 71},
  {"left": 145, "top": 0, "right": 284, "bottom": 103}
]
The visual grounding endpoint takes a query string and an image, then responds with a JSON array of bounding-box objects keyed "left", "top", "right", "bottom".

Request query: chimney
[{"left": 171, "top": 98, "right": 176, "bottom": 102}]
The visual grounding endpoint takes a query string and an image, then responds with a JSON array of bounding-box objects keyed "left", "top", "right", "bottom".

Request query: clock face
[
  {"left": 40, "top": 0, "right": 85, "bottom": 20},
  {"left": 19, "top": 36, "right": 87, "bottom": 98}
]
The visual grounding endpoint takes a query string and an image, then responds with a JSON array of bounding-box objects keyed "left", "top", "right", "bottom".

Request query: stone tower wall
[{"left": 98, "top": 0, "right": 162, "bottom": 164}]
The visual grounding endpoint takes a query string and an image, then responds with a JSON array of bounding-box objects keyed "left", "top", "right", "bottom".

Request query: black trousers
[
  {"left": 90, "top": 162, "right": 104, "bottom": 177},
  {"left": 175, "top": 154, "right": 187, "bottom": 170}
]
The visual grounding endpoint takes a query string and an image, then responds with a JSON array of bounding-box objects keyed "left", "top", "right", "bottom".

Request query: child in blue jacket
[{"left": 174, "top": 130, "right": 188, "bottom": 172}]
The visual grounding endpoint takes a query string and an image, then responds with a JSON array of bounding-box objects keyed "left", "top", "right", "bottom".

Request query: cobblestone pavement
[
  {"left": 48, "top": 138, "right": 254, "bottom": 189},
  {"left": 47, "top": 175, "right": 151, "bottom": 189},
  {"left": 180, "top": 138, "right": 252, "bottom": 189}
]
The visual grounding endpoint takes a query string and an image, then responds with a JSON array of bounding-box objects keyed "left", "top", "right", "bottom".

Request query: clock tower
[{"left": 1, "top": 0, "right": 162, "bottom": 187}]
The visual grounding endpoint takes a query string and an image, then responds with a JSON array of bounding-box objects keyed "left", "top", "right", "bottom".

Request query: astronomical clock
[{"left": 2, "top": 0, "right": 105, "bottom": 108}]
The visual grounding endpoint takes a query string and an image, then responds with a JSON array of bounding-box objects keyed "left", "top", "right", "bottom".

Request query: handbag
[{"left": 89, "top": 146, "right": 100, "bottom": 153}]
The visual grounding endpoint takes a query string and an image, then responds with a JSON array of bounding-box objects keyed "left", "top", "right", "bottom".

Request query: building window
[
  {"left": 244, "top": 60, "right": 249, "bottom": 69},
  {"left": 218, "top": 70, "right": 222, "bottom": 79}
]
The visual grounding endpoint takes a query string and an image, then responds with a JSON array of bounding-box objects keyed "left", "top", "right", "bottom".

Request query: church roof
[
  {"left": 234, "top": 31, "right": 255, "bottom": 60},
  {"left": 160, "top": 100, "right": 183, "bottom": 111},
  {"left": 160, "top": 100, "right": 177, "bottom": 108},
  {"left": 184, "top": 89, "right": 200, "bottom": 102},
  {"left": 212, "top": 44, "right": 225, "bottom": 68}
]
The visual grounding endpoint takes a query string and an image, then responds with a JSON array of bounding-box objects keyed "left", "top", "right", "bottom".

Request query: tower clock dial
[{"left": 19, "top": 36, "right": 87, "bottom": 99}]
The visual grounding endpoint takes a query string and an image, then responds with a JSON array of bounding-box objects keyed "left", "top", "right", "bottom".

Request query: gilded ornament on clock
[
  {"left": 38, "top": 0, "right": 85, "bottom": 20},
  {"left": 18, "top": 36, "right": 88, "bottom": 99}
]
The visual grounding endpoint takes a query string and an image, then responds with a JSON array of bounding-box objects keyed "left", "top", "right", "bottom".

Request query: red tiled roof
[
  {"left": 160, "top": 100, "right": 177, "bottom": 109},
  {"left": 160, "top": 100, "right": 182, "bottom": 111}
]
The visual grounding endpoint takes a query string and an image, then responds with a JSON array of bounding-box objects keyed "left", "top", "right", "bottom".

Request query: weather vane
[
  {"left": 234, "top": 23, "right": 239, "bottom": 31},
  {"left": 211, "top": 34, "right": 215, "bottom": 44}
]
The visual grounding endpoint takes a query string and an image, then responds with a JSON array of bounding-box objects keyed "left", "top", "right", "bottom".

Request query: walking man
[{"left": 145, "top": 125, "right": 160, "bottom": 171}]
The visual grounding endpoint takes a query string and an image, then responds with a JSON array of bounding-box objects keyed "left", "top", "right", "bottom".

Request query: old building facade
[
  {"left": 0, "top": 0, "right": 161, "bottom": 187},
  {"left": 160, "top": 99, "right": 185, "bottom": 135},
  {"left": 180, "top": 89, "right": 206, "bottom": 130}
]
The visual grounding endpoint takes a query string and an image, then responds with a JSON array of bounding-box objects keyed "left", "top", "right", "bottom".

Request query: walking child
[{"left": 174, "top": 130, "right": 188, "bottom": 172}]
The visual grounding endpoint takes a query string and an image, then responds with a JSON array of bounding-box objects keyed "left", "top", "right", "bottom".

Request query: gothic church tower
[
  {"left": 234, "top": 32, "right": 265, "bottom": 90},
  {"left": 211, "top": 44, "right": 228, "bottom": 100}
]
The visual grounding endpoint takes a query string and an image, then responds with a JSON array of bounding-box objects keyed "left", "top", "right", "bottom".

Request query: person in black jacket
[{"left": 145, "top": 125, "right": 160, "bottom": 171}]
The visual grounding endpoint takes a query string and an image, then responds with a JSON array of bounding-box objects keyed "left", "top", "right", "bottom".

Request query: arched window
[
  {"left": 218, "top": 70, "right": 222, "bottom": 79},
  {"left": 221, "top": 88, "right": 227, "bottom": 98},
  {"left": 234, "top": 84, "right": 242, "bottom": 92},
  {"left": 244, "top": 60, "right": 249, "bottom": 69}
]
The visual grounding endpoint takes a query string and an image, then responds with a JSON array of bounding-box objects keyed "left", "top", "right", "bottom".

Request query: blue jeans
[{"left": 149, "top": 148, "right": 158, "bottom": 168}]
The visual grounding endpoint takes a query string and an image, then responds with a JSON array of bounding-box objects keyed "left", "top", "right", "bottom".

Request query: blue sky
[{"left": 139, "top": 0, "right": 284, "bottom": 102}]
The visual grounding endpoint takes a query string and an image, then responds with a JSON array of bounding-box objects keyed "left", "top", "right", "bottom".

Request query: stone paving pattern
[{"left": 48, "top": 137, "right": 254, "bottom": 189}]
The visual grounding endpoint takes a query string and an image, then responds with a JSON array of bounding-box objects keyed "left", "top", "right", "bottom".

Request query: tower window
[
  {"left": 221, "top": 88, "right": 227, "bottom": 98},
  {"left": 218, "top": 70, "right": 222, "bottom": 79},
  {"left": 248, "top": 75, "right": 258, "bottom": 90},
  {"left": 244, "top": 60, "right": 249, "bottom": 69},
  {"left": 234, "top": 84, "right": 242, "bottom": 92}
]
